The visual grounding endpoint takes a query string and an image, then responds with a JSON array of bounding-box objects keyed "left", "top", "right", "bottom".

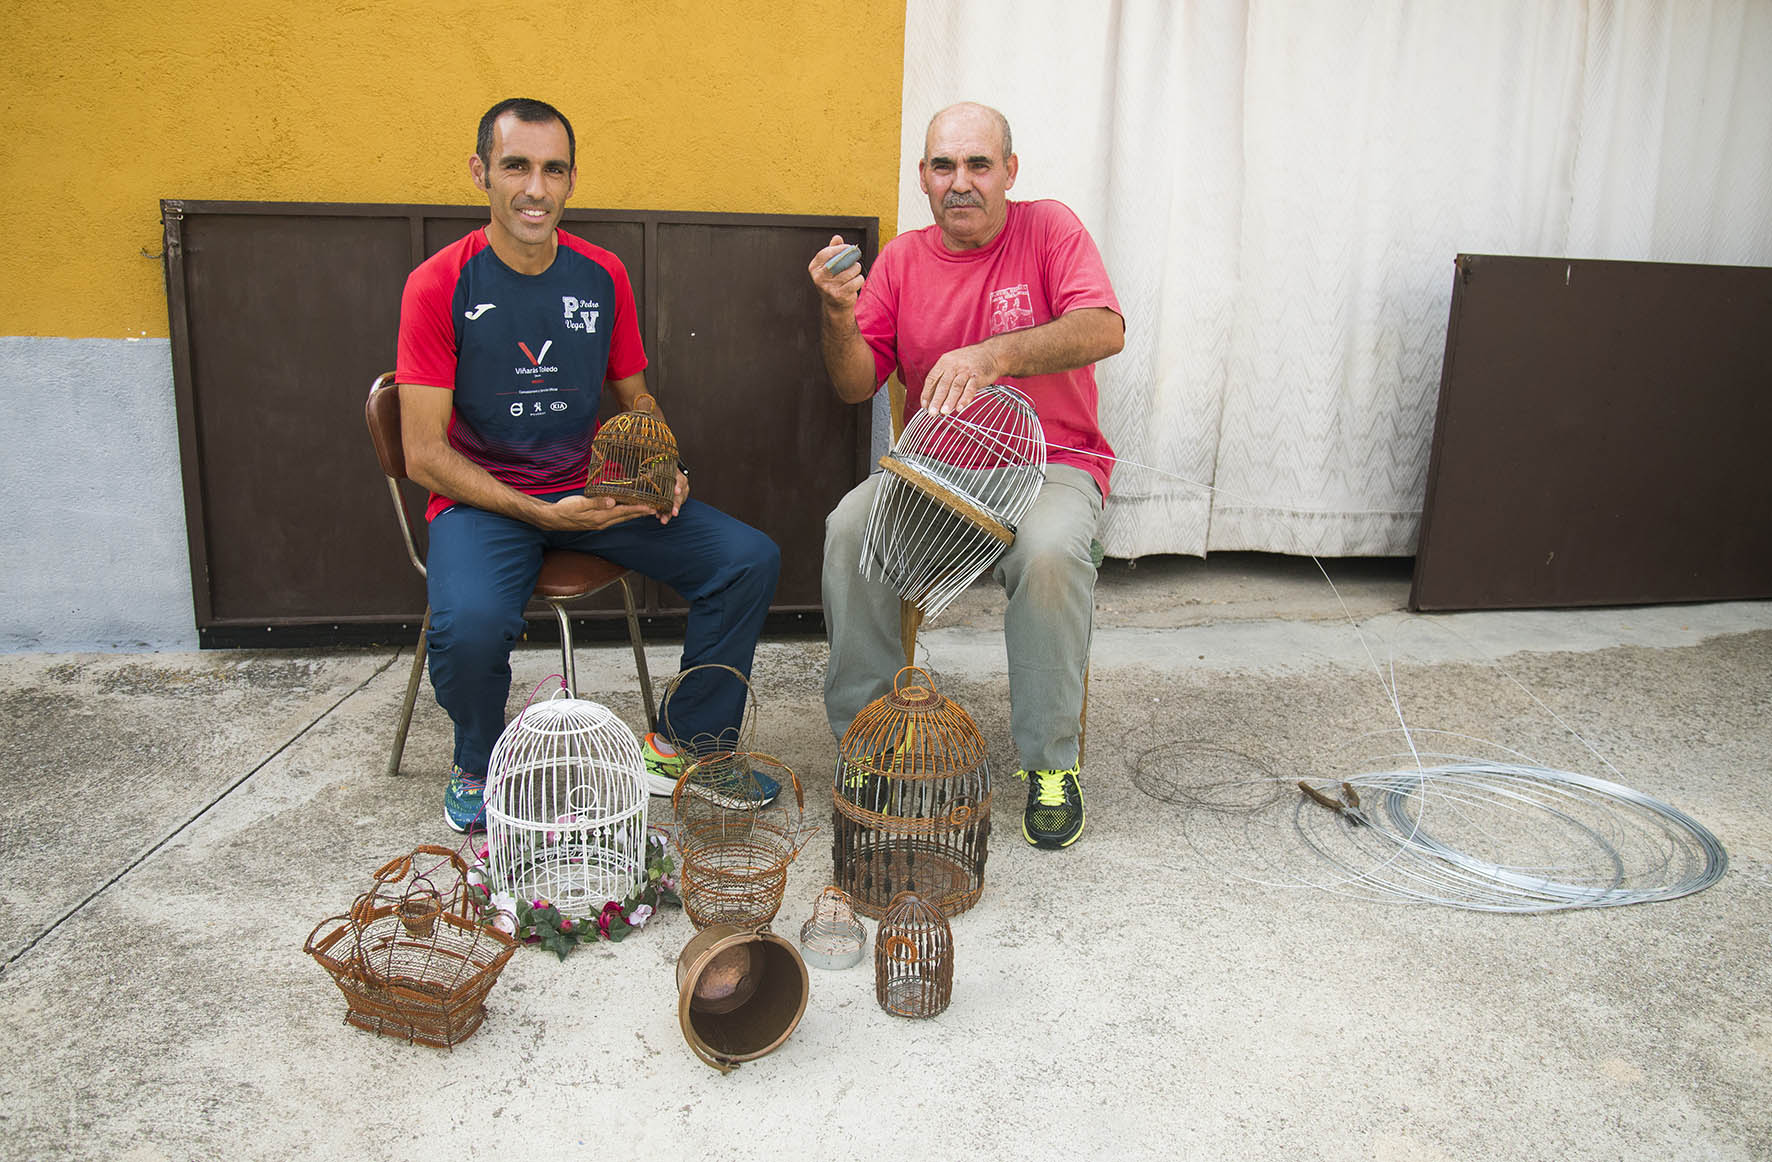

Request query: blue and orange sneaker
[
  {"left": 644, "top": 732, "right": 780, "bottom": 809},
  {"left": 443, "top": 765, "right": 486, "bottom": 834}
]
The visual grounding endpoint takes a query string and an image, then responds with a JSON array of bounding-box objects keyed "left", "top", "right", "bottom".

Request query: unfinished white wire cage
[
  {"left": 484, "top": 692, "right": 649, "bottom": 916},
  {"left": 861, "top": 383, "right": 1047, "bottom": 620}
]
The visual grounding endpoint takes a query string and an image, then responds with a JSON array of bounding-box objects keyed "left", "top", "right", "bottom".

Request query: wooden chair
[{"left": 365, "top": 372, "right": 657, "bottom": 776}]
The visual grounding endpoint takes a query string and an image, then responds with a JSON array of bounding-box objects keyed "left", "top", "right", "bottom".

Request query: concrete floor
[{"left": 2, "top": 554, "right": 1768, "bottom": 1161}]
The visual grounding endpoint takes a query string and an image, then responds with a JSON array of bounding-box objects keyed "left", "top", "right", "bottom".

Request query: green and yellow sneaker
[{"left": 1018, "top": 766, "right": 1085, "bottom": 849}]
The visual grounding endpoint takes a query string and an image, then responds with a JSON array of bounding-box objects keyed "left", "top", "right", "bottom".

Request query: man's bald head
[{"left": 925, "top": 102, "right": 1013, "bottom": 163}]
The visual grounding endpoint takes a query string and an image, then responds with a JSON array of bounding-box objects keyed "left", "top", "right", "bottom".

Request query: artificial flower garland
[{"left": 464, "top": 834, "right": 680, "bottom": 960}]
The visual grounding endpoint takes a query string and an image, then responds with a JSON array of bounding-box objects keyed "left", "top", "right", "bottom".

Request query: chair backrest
[
  {"left": 365, "top": 372, "right": 426, "bottom": 577},
  {"left": 365, "top": 371, "right": 407, "bottom": 480}
]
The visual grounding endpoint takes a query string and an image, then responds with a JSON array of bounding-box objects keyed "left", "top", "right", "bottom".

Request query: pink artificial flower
[
  {"left": 626, "top": 904, "right": 653, "bottom": 929},
  {"left": 596, "top": 900, "right": 625, "bottom": 938}
]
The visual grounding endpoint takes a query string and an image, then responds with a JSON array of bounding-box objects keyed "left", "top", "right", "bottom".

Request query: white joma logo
[{"left": 464, "top": 303, "right": 497, "bottom": 320}]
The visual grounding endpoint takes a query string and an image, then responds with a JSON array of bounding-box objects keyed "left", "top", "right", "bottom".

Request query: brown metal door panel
[
  {"left": 650, "top": 220, "right": 873, "bottom": 613},
  {"left": 176, "top": 210, "right": 420, "bottom": 622},
  {"left": 164, "top": 201, "right": 875, "bottom": 644},
  {"left": 1410, "top": 254, "right": 1772, "bottom": 611}
]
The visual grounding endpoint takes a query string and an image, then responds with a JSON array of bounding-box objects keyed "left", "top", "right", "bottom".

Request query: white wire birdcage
[
  {"left": 484, "top": 692, "right": 649, "bottom": 916},
  {"left": 861, "top": 382, "right": 1047, "bottom": 619}
]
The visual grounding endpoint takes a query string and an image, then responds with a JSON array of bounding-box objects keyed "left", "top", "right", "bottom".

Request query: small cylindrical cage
[
  {"left": 875, "top": 890, "right": 953, "bottom": 1018},
  {"left": 833, "top": 667, "right": 991, "bottom": 918},
  {"left": 674, "top": 753, "right": 809, "bottom": 930},
  {"left": 861, "top": 382, "right": 1047, "bottom": 619},
  {"left": 484, "top": 693, "right": 650, "bottom": 917},
  {"left": 585, "top": 393, "right": 680, "bottom": 510}
]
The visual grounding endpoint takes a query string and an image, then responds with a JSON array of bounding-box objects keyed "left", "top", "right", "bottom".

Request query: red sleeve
[
  {"left": 1036, "top": 202, "right": 1123, "bottom": 323},
  {"left": 853, "top": 244, "right": 901, "bottom": 391},
  {"left": 603, "top": 254, "right": 648, "bottom": 381},
  {"left": 395, "top": 251, "right": 461, "bottom": 389}
]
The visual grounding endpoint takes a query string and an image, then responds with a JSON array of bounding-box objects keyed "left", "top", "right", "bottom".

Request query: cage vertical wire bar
[{"left": 484, "top": 693, "right": 649, "bottom": 916}]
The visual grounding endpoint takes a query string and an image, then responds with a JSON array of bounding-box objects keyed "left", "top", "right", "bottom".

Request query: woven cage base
[
  {"left": 307, "top": 909, "right": 515, "bottom": 1049},
  {"left": 831, "top": 805, "right": 989, "bottom": 919}
]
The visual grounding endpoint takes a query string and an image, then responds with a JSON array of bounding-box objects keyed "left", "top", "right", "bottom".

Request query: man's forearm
[
  {"left": 407, "top": 441, "right": 560, "bottom": 529},
  {"left": 821, "top": 306, "right": 881, "bottom": 404},
  {"left": 975, "top": 307, "right": 1125, "bottom": 380}
]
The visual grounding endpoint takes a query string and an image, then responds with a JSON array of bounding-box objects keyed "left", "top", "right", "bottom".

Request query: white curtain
[{"left": 899, "top": 0, "right": 1772, "bottom": 558}]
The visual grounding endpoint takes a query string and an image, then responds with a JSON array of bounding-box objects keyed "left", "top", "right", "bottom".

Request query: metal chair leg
[
  {"left": 549, "top": 598, "right": 576, "bottom": 696},
  {"left": 619, "top": 576, "right": 657, "bottom": 730},
  {"left": 389, "top": 607, "right": 431, "bottom": 777}
]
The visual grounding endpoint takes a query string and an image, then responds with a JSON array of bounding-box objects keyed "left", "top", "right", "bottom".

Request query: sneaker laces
[{"left": 1020, "top": 767, "right": 1075, "bottom": 806}]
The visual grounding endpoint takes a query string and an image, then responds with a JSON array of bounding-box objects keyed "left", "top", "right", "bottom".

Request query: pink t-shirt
[{"left": 855, "top": 199, "right": 1123, "bottom": 499}]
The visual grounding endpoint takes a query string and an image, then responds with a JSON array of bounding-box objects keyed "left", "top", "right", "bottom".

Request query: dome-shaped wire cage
[
  {"left": 799, "top": 885, "right": 868, "bottom": 970},
  {"left": 483, "top": 692, "right": 649, "bottom": 917},
  {"left": 585, "top": 393, "right": 680, "bottom": 511},
  {"left": 861, "top": 383, "right": 1047, "bottom": 620},
  {"left": 875, "top": 889, "right": 953, "bottom": 1018},
  {"left": 832, "top": 667, "right": 991, "bottom": 919},
  {"left": 673, "top": 753, "right": 811, "bottom": 930}
]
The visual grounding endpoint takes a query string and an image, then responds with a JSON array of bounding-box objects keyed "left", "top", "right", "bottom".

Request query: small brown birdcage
[
  {"left": 875, "top": 890, "right": 953, "bottom": 1018},
  {"left": 585, "top": 393, "right": 679, "bottom": 510},
  {"left": 832, "top": 667, "right": 990, "bottom": 919},
  {"left": 674, "top": 754, "right": 811, "bottom": 930},
  {"left": 798, "top": 886, "right": 867, "bottom": 970},
  {"left": 304, "top": 846, "right": 517, "bottom": 1048}
]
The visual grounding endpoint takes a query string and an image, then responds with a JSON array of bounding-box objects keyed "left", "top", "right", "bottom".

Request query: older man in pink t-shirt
[{"left": 809, "top": 101, "right": 1126, "bottom": 851}]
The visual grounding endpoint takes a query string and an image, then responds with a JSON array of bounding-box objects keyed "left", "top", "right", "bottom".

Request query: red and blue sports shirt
[{"left": 396, "top": 227, "right": 648, "bottom": 521}]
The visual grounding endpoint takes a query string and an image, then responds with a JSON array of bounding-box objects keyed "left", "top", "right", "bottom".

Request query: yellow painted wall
[{"left": 0, "top": 0, "right": 906, "bottom": 339}]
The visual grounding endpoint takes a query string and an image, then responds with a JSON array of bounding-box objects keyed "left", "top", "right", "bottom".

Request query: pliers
[{"left": 1297, "top": 779, "right": 1370, "bottom": 827}]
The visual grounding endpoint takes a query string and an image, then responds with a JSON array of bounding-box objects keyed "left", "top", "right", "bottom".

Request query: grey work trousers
[{"left": 822, "top": 464, "right": 1101, "bottom": 772}]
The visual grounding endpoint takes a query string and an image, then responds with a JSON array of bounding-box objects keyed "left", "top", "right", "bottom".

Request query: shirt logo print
[{"left": 464, "top": 303, "right": 497, "bottom": 320}]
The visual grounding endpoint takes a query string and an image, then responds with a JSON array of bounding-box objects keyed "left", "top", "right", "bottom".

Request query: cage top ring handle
[
  {"left": 630, "top": 393, "right": 658, "bottom": 415},
  {"left": 892, "top": 665, "right": 938, "bottom": 696}
]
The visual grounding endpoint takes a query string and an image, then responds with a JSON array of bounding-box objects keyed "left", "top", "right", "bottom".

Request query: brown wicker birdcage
[
  {"left": 832, "top": 667, "right": 990, "bottom": 919},
  {"left": 798, "top": 885, "right": 867, "bottom": 970},
  {"left": 585, "top": 393, "right": 679, "bottom": 510},
  {"left": 304, "top": 846, "right": 516, "bottom": 1048},
  {"left": 875, "top": 890, "right": 953, "bottom": 1018},
  {"left": 673, "top": 754, "right": 811, "bottom": 930}
]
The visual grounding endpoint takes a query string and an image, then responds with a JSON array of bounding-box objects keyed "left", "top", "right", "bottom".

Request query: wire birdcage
[
  {"left": 875, "top": 890, "right": 953, "bottom": 1018},
  {"left": 585, "top": 393, "right": 679, "bottom": 510},
  {"left": 483, "top": 692, "right": 649, "bottom": 917},
  {"left": 832, "top": 667, "right": 991, "bottom": 919},
  {"left": 799, "top": 886, "right": 868, "bottom": 970},
  {"left": 673, "top": 753, "right": 811, "bottom": 930},
  {"left": 861, "top": 383, "right": 1046, "bottom": 620},
  {"left": 304, "top": 845, "right": 517, "bottom": 1048}
]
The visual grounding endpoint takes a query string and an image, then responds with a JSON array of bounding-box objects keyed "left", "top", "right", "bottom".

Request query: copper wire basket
[
  {"left": 875, "top": 890, "right": 953, "bottom": 1018},
  {"left": 304, "top": 846, "right": 516, "bottom": 1049},
  {"left": 673, "top": 754, "right": 811, "bottom": 930},
  {"left": 833, "top": 667, "right": 991, "bottom": 918},
  {"left": 585, "top": 393, "right": 679, "bottom": 510}
]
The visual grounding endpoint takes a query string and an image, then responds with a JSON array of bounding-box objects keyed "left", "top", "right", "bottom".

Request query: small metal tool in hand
[{"left": 823, "top": 244, "right": 862, "bottom": 274}]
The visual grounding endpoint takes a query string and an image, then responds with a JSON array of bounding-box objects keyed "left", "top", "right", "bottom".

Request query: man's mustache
[{"left": 943, "top": 193, "right": 982, "bottom": 209}]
